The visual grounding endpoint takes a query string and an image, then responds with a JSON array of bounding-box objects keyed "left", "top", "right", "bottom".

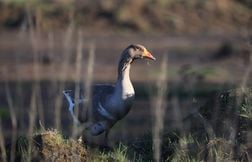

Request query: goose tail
[{"left": 63, "top": 90, "right": 80, "bottom": 125}]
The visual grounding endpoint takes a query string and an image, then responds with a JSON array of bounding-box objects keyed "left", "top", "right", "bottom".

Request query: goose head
[
  {"left": 123, "top": 44, "right": 156, "bottom": 61},
  {"left": 119, "top": 44, "right": 155, "bottom": 69},
  {"left": 118, "top": 44, "right": 155, "bottom": 77}
]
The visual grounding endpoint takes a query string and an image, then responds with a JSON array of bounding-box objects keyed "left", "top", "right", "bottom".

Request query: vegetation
[
  {"left": 0, "top": 0, "right": 251, "bottom": 161},
  {"left": 0, "top": 71, "right": 251, "bottom": 160},
  {"left": 2, "top": 129, "right": 131, "bottom": 161},
  {"left": 0, "top": 0, "right": 251, "bottom": 34},
  {"left": 4, "top": 129, "right": 251, "bottom": 161},
  {"left": 89, "top": 144, "right": 129, "bottom": 162},
  {"left": 10, "top": 130, "right": 87, "bottom": 161}
]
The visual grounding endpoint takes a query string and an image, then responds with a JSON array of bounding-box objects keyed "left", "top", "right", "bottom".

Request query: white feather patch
[{"left": 63, "top": 90, "right": 80, "bottom": 125}]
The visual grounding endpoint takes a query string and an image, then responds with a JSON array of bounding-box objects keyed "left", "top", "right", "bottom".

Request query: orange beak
[{"left": 143, "top": 50, "right": 156, "bottom": 60}]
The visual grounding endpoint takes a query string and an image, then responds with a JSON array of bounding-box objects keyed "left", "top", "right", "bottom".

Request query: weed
[{"left": 90, "top": 143, "right": 129, "bottom": 162}]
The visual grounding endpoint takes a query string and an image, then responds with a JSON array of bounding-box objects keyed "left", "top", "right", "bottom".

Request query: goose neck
[{"left": 117, "top": 63, "right": 131, "bottom": 81}]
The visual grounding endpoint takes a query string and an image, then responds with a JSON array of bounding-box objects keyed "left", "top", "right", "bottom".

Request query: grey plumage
[{"left": 63, "top": 44, "right": 155, "bottom": 137}]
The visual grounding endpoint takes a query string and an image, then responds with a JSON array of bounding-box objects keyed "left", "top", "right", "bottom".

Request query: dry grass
[
  {"left": 32, "top": 130, "right": 87, "bottom": 162},
  {"left": 9, "top": 130, "right": 87, "bottom": 162}
]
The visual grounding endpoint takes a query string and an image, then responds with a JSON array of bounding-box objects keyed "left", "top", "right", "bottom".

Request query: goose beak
[{"left": 143, "top": 50, "right": 156, "bottom": 60}]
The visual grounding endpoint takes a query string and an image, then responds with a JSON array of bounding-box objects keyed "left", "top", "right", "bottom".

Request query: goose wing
[{"left": 63, "top": 84, "right": 115, "bottom": 123}]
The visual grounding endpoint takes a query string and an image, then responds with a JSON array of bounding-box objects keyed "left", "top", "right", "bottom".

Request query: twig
[
  {"left": 85, "top": 42, "right": 95, "bottom": 120},
  {"left": 72, "top": 30, "right": 84, "bottom": 138},
  {"left": 2, "top": 67, "right": 17, "bottom": 162},
  {"left": 152, "top": 54, "right": 168, "bottom": 162},
  {"left": 26, "top": 3, "right": 40, "bottom": 161},
  {"left": 4, "top": 82, "right": 17, "bottom": 162},
  {"left": 27, "top": 84, "right": 37, "bottom": 162},
  {"left": 0, "top": 119, "right": 7, "bottom": 162}
]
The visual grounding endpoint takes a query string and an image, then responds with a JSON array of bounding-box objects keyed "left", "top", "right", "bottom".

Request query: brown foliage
[{"left": 32, "top": 131, "right": 87, "bottom": 162}]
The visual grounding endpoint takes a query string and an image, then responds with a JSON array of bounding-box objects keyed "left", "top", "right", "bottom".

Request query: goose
[{"left": 63, "top": 44, "right": 155, "bottom": 140}]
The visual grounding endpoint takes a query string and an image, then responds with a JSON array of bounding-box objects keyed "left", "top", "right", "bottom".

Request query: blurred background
[{"left": 0, "top": 0, "right": 251, "bottom": 161}]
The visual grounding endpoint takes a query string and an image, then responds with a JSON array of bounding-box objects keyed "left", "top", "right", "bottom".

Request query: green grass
[
  {"left": 91, "top": 144, "right": 129, "bottom": 162},
  {"left": 240, "top": 101, "right": 252, "bottom": 120}
]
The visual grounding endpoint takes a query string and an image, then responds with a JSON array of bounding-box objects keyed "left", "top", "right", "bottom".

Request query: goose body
[{"left": 63, "top": 44, "right": 155, "bottom": 136}]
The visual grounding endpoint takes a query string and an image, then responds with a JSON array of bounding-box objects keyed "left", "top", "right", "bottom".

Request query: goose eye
[
  {"left": 133, "top": 46, "right": 140, "bottom": 51},
  {"left": 134, "top": 47, "right": 139, "bottom": 51}
]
